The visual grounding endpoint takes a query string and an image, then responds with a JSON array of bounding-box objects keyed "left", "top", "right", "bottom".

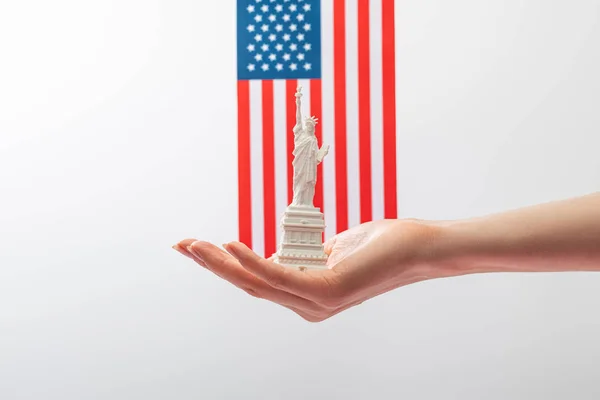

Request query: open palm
[{"left": 174, "top": 219, "right": 436, "bottom": 322}]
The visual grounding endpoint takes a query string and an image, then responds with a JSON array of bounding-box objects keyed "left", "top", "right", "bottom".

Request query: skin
[{"left": 173, "top": 192, "right": 600, "bottom": 322}]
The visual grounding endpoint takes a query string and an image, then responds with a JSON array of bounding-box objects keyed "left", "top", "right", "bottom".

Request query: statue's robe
[{"left": 291, "top": 124, "right": 319, "bottom": 207}]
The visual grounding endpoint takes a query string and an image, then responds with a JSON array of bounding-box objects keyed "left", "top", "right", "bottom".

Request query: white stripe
[
  {"left": 249, "top": 80, "right": 264, "bottom": 256},
  {"left": 320, "top": 0, "right": 336, "bottom": 240},
  {"left": 273, "top": 80, "right": 287, "bottom": 247},
  {"left": 298, "top": 78, "right": 311, "bottom": 124},
  {"left": 346, "top": 0, "right": 360, "bottom": 228},
  {"left": 394, "top": 0, "right": 401, "bottom": 216},
  {"left": 370, "top": 0, "right": 384, "bottom": 222},
  {"left": 298, "top": 78, "right": 311, "bottom": 120}
]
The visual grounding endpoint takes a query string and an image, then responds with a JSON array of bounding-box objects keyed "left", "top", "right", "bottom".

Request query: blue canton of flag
[{"left": 237, "top": 0, "right": 322, "bottom": 80}]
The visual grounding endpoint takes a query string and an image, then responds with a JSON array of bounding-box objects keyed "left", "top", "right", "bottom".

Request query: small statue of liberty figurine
[
  {"left": 272, "top": 85, "right": 330, "bottom": 269},
  {"left": 291, "top": 85, "right": 329, "bottom": 207}
]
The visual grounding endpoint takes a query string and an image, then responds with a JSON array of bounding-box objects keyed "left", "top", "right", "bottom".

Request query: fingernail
[
  {"left": 172, "top": 244, "right": 188, "bottom": 256},
  {"left": 187, "top": 245, "right": 201, "bottom": 259},
  {"left": 223, "top": 242, "right": 239, "bottom": 258},
  {"left": 187, "top": 242, "right": 206, "bottom": 265}
]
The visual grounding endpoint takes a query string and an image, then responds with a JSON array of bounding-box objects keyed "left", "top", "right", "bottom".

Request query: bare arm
[
  {"left": 174, "top": 192, "right": 600, "bottom": 322},
  {"left": 434, "top": 192, "right": 600, "bottom": 277}
]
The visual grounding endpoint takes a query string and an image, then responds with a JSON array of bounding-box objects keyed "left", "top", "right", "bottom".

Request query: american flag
[{"left": 236, "top": 0, "right": 397, "bottom": 257}]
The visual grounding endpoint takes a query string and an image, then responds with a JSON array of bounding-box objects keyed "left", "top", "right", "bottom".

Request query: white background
[{"left": 1, "top": 0, "right": 600, "bottom": 399}]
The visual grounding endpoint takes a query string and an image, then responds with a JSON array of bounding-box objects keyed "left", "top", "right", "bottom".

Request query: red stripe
[
  {"left": 285, "top": 80, "right": 297, "bottom": 205},
  {"left": 262, "top": 80, "right": 276, "bottom": 258},
  {"left": 382, "top": 0, "right": 398, "bottom": 219},
  {"left": 310, "top": 79, "right": 324, "bottom": 213},
  {"left": 310, "top": 79, "right": 324, "bottom": 242},
  {"left": 358, "top": 0, "right": 372, "bottom": 223},
  {"left": 237, "top": 80, "right": 252, "bottom": 248},
  {"left": 334, "top": 0, "right": 348, "bottom": 233}
]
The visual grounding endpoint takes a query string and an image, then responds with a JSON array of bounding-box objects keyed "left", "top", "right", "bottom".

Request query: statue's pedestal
[{"left": 272, "top": 205, "right": 329, "bottom": 270}]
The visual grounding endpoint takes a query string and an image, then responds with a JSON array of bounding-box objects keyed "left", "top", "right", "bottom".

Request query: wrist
[
  {"left": 404, "top": 219, "right": 491, "bottom": 280},
  {"left": 386, "top": 219, "right": 458, "bottom": 281},
  {"left": 426, "top": 218, "right": 518, "bottom": 278}
]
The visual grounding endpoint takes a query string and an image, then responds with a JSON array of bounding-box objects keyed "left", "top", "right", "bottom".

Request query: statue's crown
[{"left": 305, "top": 115, "right": 319, "bottom": 125}]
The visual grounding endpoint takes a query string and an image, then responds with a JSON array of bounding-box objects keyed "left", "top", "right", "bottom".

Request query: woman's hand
[
  {"left": 173, "top": 219, "right": 443, "bottom": 322},
  {"left": 174, "top": 193, "right": 600, "bottom": 322}
]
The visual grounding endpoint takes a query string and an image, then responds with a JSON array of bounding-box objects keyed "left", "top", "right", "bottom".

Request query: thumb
[
  {"left": 324, "top": 236, "right": 337, "bottom": 255},
  {"left": 324, "top": 231, "right": 370, "bottom": 267}
]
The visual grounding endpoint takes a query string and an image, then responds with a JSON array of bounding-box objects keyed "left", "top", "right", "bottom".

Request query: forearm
[{"left": 432, "top": 192, "right": 600, "bottom": 277}]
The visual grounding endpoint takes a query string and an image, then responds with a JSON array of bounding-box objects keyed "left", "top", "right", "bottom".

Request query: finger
[
  {"left": 223, "top": 241, "right": 332, "bottom": 300},
  {"left": 323, "top": 236, "right": 336, "bottom": 254},
  {"left": 173, "top": 238, "right": 205, "bottom": 267},
  {"left": 189, "top": 241, "right": 325, "bottom": 314},
  {"left": 173, "top": 238, "right": 197, "bottom": 257}
]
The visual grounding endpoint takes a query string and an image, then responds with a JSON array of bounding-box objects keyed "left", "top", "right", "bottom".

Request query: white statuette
[{"left": 272, "top": 85, "right": 330, "bottom": 270}]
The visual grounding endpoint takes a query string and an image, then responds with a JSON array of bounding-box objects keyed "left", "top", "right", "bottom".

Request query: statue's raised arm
[{"left": 294, "top": 85, "right": 303, "bottom": 133}]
